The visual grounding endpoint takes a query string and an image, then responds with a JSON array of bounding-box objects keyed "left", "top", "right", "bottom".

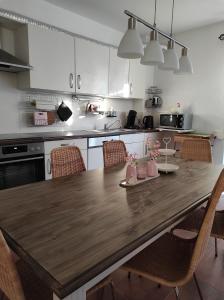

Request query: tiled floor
[{"left": 88, "top": 238, "right": 224, "bottom": 300}]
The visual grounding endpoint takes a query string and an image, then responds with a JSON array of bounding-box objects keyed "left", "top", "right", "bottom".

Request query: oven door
[
  {"left": 0, "top": 155, "right": 45, "bottom": 190},
  {"left": 160, "top": 114, "right": 178, "bottom": 128}
]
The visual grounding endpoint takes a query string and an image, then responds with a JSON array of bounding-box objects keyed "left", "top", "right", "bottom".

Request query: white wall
[
  {"left": 0, "top": 72, "right": 136, "bottom": 134},
  {"left": 154, "top": 21, "right": 224, "bottom": 163},
  {"left": 154, "top": 21, "right": 224, "bottom": 134}
]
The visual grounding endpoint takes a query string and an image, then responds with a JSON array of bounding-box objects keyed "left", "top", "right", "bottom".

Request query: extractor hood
[{"left": 0, "top": 48, "right": 32, "bottom": 73}]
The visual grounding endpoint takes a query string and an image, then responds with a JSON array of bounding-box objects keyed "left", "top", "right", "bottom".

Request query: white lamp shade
[
  {"left": 175, "top": 51, "right": 193, "bottom": 74},
  {"left": 141, "top": 40, "right": 164, "bottom": 65},
  {"left": 159, "top": 47, "right": 179, "bottom": 71},
  {"left": 117, "top": 29, "right": 143, "bottom": 59}
]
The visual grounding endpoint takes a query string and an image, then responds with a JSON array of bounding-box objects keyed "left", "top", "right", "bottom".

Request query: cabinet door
[
  {"left": 75, "top": 38, "right": 109, "bottom": 95},
  {"left": 27, "top": 25, "right": 75, "bottom": 92},
  {"left": 88, "top": 148, "right": 104, "bottom": 170},
  {"left": 125, "top": 142, "right": 144, "bottom": 159},
  {"left": 129, "top": 59, "right": 149, "bottom": 99},
  {"left": 108, "top": 48, "right": 129, "bottom": 97}
]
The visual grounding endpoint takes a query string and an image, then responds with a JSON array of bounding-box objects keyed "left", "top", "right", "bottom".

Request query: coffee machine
[
  {"left": 125, "top": 110, "right": 137, "bottom": 129},
  {"left": 143, "top": 115, "right": 154, "bottom": 129}
]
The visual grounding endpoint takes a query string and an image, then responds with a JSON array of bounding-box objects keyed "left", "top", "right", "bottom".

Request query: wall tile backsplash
[{"left": 0, "top": 72, "right": 134, "bottom": 134}]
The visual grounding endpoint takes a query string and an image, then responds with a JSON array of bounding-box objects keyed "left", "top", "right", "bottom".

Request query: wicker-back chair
[
  {"left": 123, "top": 169, "right": 224, "bottom": 299},
  {"left": 0, "top": 231, "right": 25, "bottom": 300},
  {"left": 51, "top": 146, "right": 86, "bottom": 178},
  {"left": 180, "top": 138, "right": 212, "bottom": 162},
  {"left": 103, "top": 140, "right": 127, "bottom": 168}
]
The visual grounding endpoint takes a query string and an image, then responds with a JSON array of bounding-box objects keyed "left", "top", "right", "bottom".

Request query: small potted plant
[
  {"left": 146, "top": 137, "right": 160, "bottom": 177},
  {"left": 126, "top": 153, "right": 138, "bottom": 184}
]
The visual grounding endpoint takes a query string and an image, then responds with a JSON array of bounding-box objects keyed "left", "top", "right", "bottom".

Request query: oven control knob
[
  {"left": 30, "top": 147, "right": 35, "bottom": 151},
  {"left": 36, "top": 146, "right": 41, "bottom": 151}
]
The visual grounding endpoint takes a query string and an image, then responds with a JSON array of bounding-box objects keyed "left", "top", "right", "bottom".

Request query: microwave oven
[{"left": 159, "top": 114, "right": 193, "bottom": 130}]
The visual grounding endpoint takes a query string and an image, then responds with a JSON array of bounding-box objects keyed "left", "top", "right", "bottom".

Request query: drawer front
[
  {"left": 120, "top": 133, "right": 145, "bottom": 144},
  {"left": 44, "top": 139, "right": 87, "bottom": 154}
]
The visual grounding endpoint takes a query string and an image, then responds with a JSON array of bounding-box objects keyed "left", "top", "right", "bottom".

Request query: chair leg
[
  {"left": 174, "top": 287, "right": 180, "bottom": 300},
  {"left": 109, "top": 281, "right": 115, "bottom": 300},
  {"left": 193, "top": 273, "right": 204, "bottom": 300},
  {"left": 128, "top": 272, "right": 131, "bottom": 280},
  {"left": 215, "top": 238, "right": 218, "bottom": 257},
  {"left": 157, "top": 284, "right": 161, "bottom": 288}
]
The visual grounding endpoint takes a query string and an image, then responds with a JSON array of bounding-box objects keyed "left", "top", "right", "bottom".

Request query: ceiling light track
[{"left": 124, "top": 10, "right": 188, "bottom": 49}]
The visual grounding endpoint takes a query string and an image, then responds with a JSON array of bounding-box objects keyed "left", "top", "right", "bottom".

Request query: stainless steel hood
[{"left": 0, "top": 48, "right": 32, "bottom": 73}]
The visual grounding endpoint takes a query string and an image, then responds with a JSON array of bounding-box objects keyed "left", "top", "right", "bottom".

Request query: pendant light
[
  {"left": 159, "top": 0, "right": 179, "bottom": 71},
  {"left": 174, "top": 47, "right": 193, "bottom": 74},
  {"left": 117, "top": 17, "right": 144, "bottom": 59},
  {"left": 141, "top": 0, "right": 164, "bottom": 65}
]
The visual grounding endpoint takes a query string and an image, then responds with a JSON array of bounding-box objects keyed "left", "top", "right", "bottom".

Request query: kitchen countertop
[{"left": 0, "top": 129, "right": 159, "bottom": 145}]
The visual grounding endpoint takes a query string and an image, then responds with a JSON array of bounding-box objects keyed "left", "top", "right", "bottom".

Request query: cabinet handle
[
  {"left": 129, "top": 83, "right": 133, "bottom": 96},
  {"left": 69, "top": 73, "right": 74, "bottom": 89},
  {"left": 77, "top": 75, "right": 81, "bottom": 90},
  {"left": 47, "top": 158, "right": 52, "bottom": 174},
  {"left": 60, "top": 143, "right": 69, "bottom": 146}
]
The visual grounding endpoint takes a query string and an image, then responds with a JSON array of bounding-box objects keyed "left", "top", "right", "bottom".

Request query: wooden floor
[{"left": 88, "top": 238, "right": 224, "bottom": 300}]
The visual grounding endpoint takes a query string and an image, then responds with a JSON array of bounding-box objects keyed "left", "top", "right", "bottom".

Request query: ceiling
[{"left": 45, "top": 0, "right": 224, "bottom": 35}]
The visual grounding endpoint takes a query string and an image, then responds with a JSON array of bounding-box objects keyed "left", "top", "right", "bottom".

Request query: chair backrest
[
  {"left": 51, "top": 146, "right": 86, "bottom": 178},
  {"left": 0, "top": 231, "right": 25, "bottom": 300},
  {"left": 180, "top": 138, "right": 212, "bottom": 162},
  {"left": 186, "top": 168, "right": 224, "bottom": 281},
  {"left": 103, "top": 140, "right": 127, "bottom": 168}
]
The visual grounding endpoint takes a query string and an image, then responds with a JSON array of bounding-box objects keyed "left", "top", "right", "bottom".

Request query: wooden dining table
[{"left": 0, "top": 158, "right": 222, "bottom": 300}]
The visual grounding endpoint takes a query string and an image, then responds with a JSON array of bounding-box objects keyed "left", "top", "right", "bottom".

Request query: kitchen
[{"left": 0, "top": 0, "right": 224, "bottom": 300}]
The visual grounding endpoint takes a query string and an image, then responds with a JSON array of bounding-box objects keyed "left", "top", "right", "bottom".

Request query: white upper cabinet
[
  {"left": 15, "top": 24, "right": 75, "bottom": 93},
  {"left": 129, "top": 59, "right": 148, "bottom": 99},
  {"left": 108, "top": 48, "right": 130, "bottom": 98},
  {"left": 75, "top": 38, "right": 109, "bottom": 95}
]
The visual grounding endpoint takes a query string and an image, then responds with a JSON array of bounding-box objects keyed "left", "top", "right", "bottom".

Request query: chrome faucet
[{"left": 104, "top": 119, "right": 122, "bottom": 131}]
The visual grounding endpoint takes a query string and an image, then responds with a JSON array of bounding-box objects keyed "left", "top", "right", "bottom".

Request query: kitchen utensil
[
  {"left": 152, "top": 96, "right": 162, "bottom": 107},
  {"left": 57, "top": 101, "right": 72, "bottom": 121}
]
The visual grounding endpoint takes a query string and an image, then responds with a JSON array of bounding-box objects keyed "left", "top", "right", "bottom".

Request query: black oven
[{"left": 0, "top": 142, "right": 45, "bottom": 190}]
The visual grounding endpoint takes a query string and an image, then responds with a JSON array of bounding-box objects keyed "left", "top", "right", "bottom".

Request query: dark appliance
[
  {"left": 159, "top": 113, "right": 193, "bottom": 130},
  {"left": 125, "top": 110, "right": 137, "bottom": 129},
  {"left": 0, "top": 142, "right": 45, "bottom": 190},
  {"left": 143, "top": 115, "right": 154, "bottom": 129}
]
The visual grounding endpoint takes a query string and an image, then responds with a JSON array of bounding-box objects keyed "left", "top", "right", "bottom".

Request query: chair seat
[
  {"left": 123, "top": 233, "right": 195, "bottom": 287},
  {"left": 174, "top": 207, "right": 224, "bottom": 239}
]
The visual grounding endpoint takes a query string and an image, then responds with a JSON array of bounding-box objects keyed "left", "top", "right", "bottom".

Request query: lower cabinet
[
  {"left": 125, "top": 142, "right": 144, "bottom": 159},
  {"left": 44, "top": 139, "right": 87, "bottom": 180},
  {"left": 88, "top": 148, "right": 104, "bottom": 170},
  {"left": 120, "top": 133, "right": 145, "bottom": 159}
]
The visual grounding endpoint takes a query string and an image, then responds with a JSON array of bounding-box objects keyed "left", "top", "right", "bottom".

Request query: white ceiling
[{"left": 45, "top": 0, "right": 224, "bottom": 35}]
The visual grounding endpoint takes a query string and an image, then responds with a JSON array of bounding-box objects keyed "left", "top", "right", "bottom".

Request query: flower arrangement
[
  {"left": 126, "top": 152, "right": 138, "bottom": 165},
  {"left": 146, "top": 137, "right": 160, "bottom": 160}
]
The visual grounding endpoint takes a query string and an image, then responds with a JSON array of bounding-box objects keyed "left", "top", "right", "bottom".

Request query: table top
[{"left": 0, "top": 159, "right": 222, "bottom": 298}]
